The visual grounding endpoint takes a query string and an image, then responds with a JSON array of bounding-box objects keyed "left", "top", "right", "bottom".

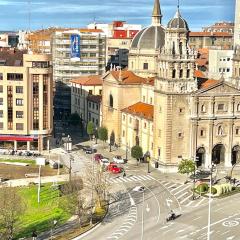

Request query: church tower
[
  {"left": 153, "top": 4, "right": 197, "bottom": 169},
  {"left": 233, "top": 0, "right": 240, "bottom": 81}
]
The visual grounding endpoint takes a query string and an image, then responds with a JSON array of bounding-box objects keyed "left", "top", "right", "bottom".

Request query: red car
[
  {"left": 108, "top": 163, "right": 122, "bottom": 174},
  {"left": 94, "top": 154, "right": 103, "bottom": 162}
]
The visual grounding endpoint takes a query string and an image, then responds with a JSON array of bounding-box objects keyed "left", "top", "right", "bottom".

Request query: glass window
[
  {"left": 0, "top": 98, "right": 3, "bottom": 105},
  {"left": 0, "top": 122, "right": 3, "bottom": 129},
  {"left": 0, "top": 73, "right": 3, "bottom": 80},
  {"left": 143, "top": 63, "right": 148, "bottom": 70},
  {"left": 16, "top": 111, "right": 23, "bottom": 118},
  {"left": 16, "top": 98, "right": 23, "bottom": 106},
  {"left": 0, "top": 110, "right": 3, "bottom": 118},
  {"left": 218, "top": 104, "right": 224, "bottom": 111},
  {"left": 16, "top": 123, "right": 24, "bottom": 130},
  {"left": 0, "top": 85, "right": 3, "bottom": 93},
  {"left": 7, "top": 73, "right": 23, "bottom": 81},
  {"left": 89, "top": 90, "right": 93, "bottom": 95},
  {"left": 16, "top": 86, "right": 23, "bottom": 93}
]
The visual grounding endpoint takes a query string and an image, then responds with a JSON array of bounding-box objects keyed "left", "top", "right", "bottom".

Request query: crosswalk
[
  {"left": 159, "top": 180, "right": 209, "bottom": 208},
  {"left": 106, "top": 175, "right": 155, "bottom": 184}
]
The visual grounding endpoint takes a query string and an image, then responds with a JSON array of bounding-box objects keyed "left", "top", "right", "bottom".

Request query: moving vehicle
[
  {"left": 85, "top": 147, "right": 97, "bottom": 154},
  {"left": 100, "top": 158, "right": 110, "bottom": 167},
  {"left": 133, "top": 186, "right": 145, "bottom": 192},
  {"left": 108, "top": 163, "right": 122, "bottom": 174},
  {"left": 113, "top": 155, "right": 125, "bottom": 164}
]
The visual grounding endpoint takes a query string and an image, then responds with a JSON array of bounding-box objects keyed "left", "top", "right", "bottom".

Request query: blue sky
[{"left": 0, "top": 0, "right": 235, "bottom": 31}]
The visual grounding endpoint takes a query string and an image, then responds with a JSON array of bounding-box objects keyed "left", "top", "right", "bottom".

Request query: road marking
[
  {"left": 180, "top": 195, "right": 192, "bottom": 204},
  {"left": 192, "top": 216, "right": 202, "bottom": 221},
  {"left": 177, "top": 191, "right": 189, "bottom": 200},
  {"left": 170, "top": 184, "right": 184, "bottom": 193},
  {"left": 129, "top": 176, "right": 139, "bottom": 181},
  {"left": 174, "top": 185, "right": 190, "bottom": 195},
  {"left": 176, "top": 229, "right": 185, "bottom": 233},
  {"left": 137, "top": 176, "right": 148, "bottom": 181},
  {"left": 129, "top": 193, "right": 135, "bottom": 206},
  {"left": 221, "top": 230, "right": 231, "bottom": 235},
  {"left": 164, "top": 182, "right": 174, "bottom": 187},
  {"left": 226, "top": 236, "right": 235, "bottom": 240},
  {"left": 195, "top": 197, "right": 206, "bottom": 207},
  {"left": 118, "top": 177, "right": 128, "bottom": 182},
  {"left": 222, "top": 220, "right": 239, "bottom": 227}
]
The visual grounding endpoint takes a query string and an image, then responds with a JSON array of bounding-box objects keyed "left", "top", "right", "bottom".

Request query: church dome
[
  {"left": 131, "top": 25, "right": 165, "bottom": 50},
  {"left": 167, "top": 9, "right": 189, "bottom": 30}
]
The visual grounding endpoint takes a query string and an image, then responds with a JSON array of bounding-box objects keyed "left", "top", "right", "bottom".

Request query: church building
[{"left": 102, "top": 0, "right": 240, "bottom": 172}]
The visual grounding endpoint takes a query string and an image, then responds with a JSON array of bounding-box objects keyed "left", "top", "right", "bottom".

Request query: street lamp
[
  {"left": 125, "top": 142, "right": 129, "bottom": 161},
  {"left": 207, "top": 163, "right": 216, "bottom": 240},
  {"left": 192, "top": 156, "right": 199, "bottom": 200}
]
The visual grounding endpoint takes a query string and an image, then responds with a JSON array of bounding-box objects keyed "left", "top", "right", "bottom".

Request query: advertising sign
[{"left": 70, "top": 34, "right": 80, "bottom": 59}]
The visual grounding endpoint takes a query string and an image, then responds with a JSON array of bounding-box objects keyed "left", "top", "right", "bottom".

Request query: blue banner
[{"left": 70, "top": 34, "right": 80, "bottom": 58}]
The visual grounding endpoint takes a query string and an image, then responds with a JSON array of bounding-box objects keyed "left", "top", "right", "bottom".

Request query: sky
[{"left": 0, "top": 0, "right": 236, "bottom": 31}]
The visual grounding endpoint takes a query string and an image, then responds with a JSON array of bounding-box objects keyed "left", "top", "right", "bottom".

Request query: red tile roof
[
  {"left": 194, "top": 70, "right": 206, "bottom": 78},
  {"left": 189, "top": 32, "right": 232, "bottom": 37},
  {"left": 70, "top": 75, "right": 102, "bottom": 86},
  {"left": 110, "top": 70, "right": 154, "bottom": 85},
  {"left": 122, "top": 102, "right": 154, "bottom": 121},
  {"left": 199, "top": 79, "right": 219, "bottom": 89}
]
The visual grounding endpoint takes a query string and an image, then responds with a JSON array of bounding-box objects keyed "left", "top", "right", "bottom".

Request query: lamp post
[
  {"left": 192, "top": 156, "right": 199, "bottom": 200},
  {"left": 207, "top": 163, "right": 216, "bottom": 240},
  {"left": 125, "top": 143, "right": 128, "bottom": 161}
]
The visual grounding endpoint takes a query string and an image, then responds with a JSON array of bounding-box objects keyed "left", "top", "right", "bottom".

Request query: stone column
[
  {"left": 226, "top": 120, "right": 234, "bottom": 167},
  {"left": 27, "top": 141, "right": 30, "bottom": 151},
  {"left": 206, "top": 120, "right": 214, "bottom": 168},
  {"left": 210, "top": 97, "right": 215, "bottom": 118},
  {"left": 14, "top": 141, "right": 17, "bottom": 151}
]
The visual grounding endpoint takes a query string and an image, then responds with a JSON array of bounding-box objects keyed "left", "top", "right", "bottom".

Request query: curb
[{"left": 71, "top": 222, "right": 102, "bottom": 240}]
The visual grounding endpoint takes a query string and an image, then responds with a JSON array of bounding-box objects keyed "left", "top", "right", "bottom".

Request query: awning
[{"left": 0, "top": 135, "right": 37, "bottom": 142}]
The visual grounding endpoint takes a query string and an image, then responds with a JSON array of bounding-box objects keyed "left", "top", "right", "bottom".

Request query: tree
[
  {"left": 87, "top": 121, "right": 95, "bottom": 140},
  {"left": 60, "top": 177, "right": 86, "bottom": 228},
  {"left": 109, "top": 131, "right": 115, "bottom": 152},
  {"left": 69, "top": 113, "right": 81, "bottom": 126},
  {"left": 178, "top": 159, "right": 196, "bottom": 182},
  {"left": 94, "top": 128, "right": 98, "bottom": 144},
  {"left": 131, "top": 145, "right": 143, "bottom": 165},
  {"left": 98, "top": 127, "right": 108, "bottom": 143},
  {"left": 0, "top": 187, "right": 26, "bottom": 240}
]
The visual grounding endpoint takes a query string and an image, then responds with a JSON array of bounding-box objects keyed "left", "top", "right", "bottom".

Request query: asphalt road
[{"left": 55, "top": 144, "right": 240, "bottom": 240}]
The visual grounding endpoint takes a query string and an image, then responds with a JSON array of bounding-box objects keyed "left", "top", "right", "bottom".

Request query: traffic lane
[{"left": 150, "top": 194, "right": 240, "bottom": 240}]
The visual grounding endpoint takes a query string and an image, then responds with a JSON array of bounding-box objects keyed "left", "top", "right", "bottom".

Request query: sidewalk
[{"left": 3, "top": 174, "right": 69, "bottom": 187}]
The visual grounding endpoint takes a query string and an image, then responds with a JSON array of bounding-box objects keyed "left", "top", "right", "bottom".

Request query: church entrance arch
[
  {"left": 212, "top": 144, "right": 225, "bottom": 165},
  {"left": 196, "top": 147, "right": 205, "bottom": 167},
  {"left": 232, "top": 145, "right": 240, "bottom": 166}
]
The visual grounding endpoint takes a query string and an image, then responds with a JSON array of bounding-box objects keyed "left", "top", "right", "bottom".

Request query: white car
[
  {"left": 100, "top": 158, "right": 110, "bottom": 166},
  {"left": 113, "top": 155, "right": 125, "bottom": 164},
  {"left": 133, "top": 186, "right": 145, "bottom": 192}
]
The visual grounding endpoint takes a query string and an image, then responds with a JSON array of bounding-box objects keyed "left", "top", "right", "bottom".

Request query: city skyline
[{"left": 0, "top": 0, "right": 235, "bottom": 31}]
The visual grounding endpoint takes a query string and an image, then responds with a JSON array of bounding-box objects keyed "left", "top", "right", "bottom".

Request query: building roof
[
  {"left": 167, "top": 9, "right": 189, "bottom": 31},
  {"left": 0, "top": 49, "right": 27, "bottom": 66},
  {"left": 189, "top": 32, "right": 232, "bottom": 37},
  {"left": 70, "top": 75, "right": 102, "bottom": 86},
  {"left": 194, "top": 70, "right": 206, "bottom": 78},
  {"left": 199, "top": 79, "right": 219, "bottom": 89},
  {"left": 122, "top": 102, "right": 154, "bottom": 121},
  {"left": 87, "top": 95, "right": 102, "bottom": 103},
  {"left": 110, "top": 70, "right": 154, "bottom": 85}
]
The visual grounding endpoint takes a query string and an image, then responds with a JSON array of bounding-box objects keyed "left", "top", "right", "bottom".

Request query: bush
[
  {"left": 214, "top": 183, "right": 233, "bottom": 196},
  {"left": 209, "top": 187, "right": 217, "bottom": 195},
  {"left": 196, "top": 183, "right": 209, "bottom": 193}
]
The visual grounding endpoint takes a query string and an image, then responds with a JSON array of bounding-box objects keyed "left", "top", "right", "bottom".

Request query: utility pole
[
  {"left": 192, "top": 156, "right": 199, "bottom": 200},
  {"left": 37, "top": 165, "right": 41, "bottom": 204}
]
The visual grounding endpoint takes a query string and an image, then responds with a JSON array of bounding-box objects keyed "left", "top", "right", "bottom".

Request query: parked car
[
  {"left": 133, "top": 186, "right": 145, "bottom": 192},
  {"left": 94, "top": 154, "right": 103, "bottom": 162},
  {"left": 100, "top": 158, "right": 110, "bottom": 167},
  {"left": 108, "top": 163, "right": 122, "bottom": 174},
  {"left": 113, "top": 155, "right": 125, "bottom": 164},
  {"left": 85, "top": 147, "right": 97, "bottom": 154}
]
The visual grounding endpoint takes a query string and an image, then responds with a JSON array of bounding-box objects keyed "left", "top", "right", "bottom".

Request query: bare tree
[
  {"left": 60, "top": 176, "right": 86, "bottom": 227},
  {"left": 0, "top": 187, "right": 26, "bottom": 240}
]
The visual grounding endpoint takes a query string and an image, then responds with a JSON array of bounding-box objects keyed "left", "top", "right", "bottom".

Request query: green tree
[
  {"left": 131, "top": 145, "right": 143, "bottom": 165},
  {"left": 98, "top": 127, "right": 108, "bottom": 143},
  {"left": 87, "top": 121, "right": 95, "bottom": 140},
  {"left": 69, "top": 113, "right": 81, "bottom": 126},
  {"left": 109, "top": 131, "right": 115, "bottom": 152},
  {"left": 178, "top": 159, "right": 196, "bottom": 182}
]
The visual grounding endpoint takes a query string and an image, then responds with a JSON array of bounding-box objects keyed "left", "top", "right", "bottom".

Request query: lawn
[
  {"left": 0, "top": 159, "right": 36, "bottom": 165},
  {"left": 15, "top": 184, "right": 70, "bottom": 239}
]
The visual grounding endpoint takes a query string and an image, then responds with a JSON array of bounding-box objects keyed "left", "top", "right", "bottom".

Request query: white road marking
[
  {"left": 164, "top": 182, "right": 174, "bottom": 187},
  {"left": 221, "top": 230, "right": 231, "bottom": 235},
  {"left": 177, "top": 229, "right": 185, "bottom": 233},
  {"left": 177, "top": 191, "right": 189, "bottom": 200},
  {"left": 195, "top": 197, "right": 206, "bottom": 207},
  {"left": 170, "top": 184, "right": 184, "bottom": 193},
  {"left": 174, "top": 185, "right": 190, "bottom": 195},
  {"left": 118, "top": 177, "right": 128, "bottom": 182},
  {"left": 180, "top": 194, "right": 192, "bottom": 204},
  {"left": 226, "top": 236, "right": 235, "bottom": 240},
  {"left": 192, "top": 216, "right": 202, "bottom": 221}
]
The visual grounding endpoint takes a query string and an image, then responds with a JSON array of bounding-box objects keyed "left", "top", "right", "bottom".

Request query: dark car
[{"left": 85, "top": 148, "right": 97, "bottom": 154}]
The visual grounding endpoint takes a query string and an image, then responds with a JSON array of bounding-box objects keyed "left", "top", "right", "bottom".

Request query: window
[
  {"left": 123, "top": 115, "right": 126, "bottom": 121},
  {"left": 179, "top": 69, "right": 183, "bottom": 78},
  {"left": 16, "top": 98, "right": 23, "bottom": 106},
  {"left": 89, "top": 90, "right": 93, "bottom": 95},
  {"left": 237, "top": 103, "right": 240, "bottom": 112},
  {"left": 16, "top": 86, "right": 23, "bottom": 93},
  {"left": 236, "top": 128, "right": 240, "bottom": 135},
  {"left": 179, "top": 108, "right": 185, "bottom": 114},
  {"left": 16, "top": 111, "right": 23, "bottom": 118},
  {"left": 96, "top": 119, "right": 99, "bottom": 126},
  {"left": 32, "top": 61, "right": 49, "bottom": 68},
  {"left": 200, "top": 129, "right": 205, "bottom": 137},
  {"left": 187, "top": 69, "right": 190, "bottom": 78},
  {"left": 7, "top": 73, "right": 23, "bottom": 81},
  {"left": 99, "top": 90, "right": 102, "bottom": 95},
  {"left": 144, "top": 122, "right": 147, "bottom": 129},
  {"left": 0, "top": 85, "right": 2, "bottom": 93},
  {"left": 151, "top": 142, "right": 153, "bottom": 150},
  {"left": 0, "top": 122, "right": 3, "bottom": 129},
  {"left": 16, "top": 123, "right": 24, "bottom": 130},
  {"left": 143, "top": 96, "right": 146, "bottom": 102},
  {"left": 178, "top": 132, "right": 184, "bottom": 138},
  {"left": 143, "top": 63, "right": 148, "bottom": 70},
  {"left": 158, "top": 129, "right": 161, "bottom": 137},
  {"left": 96, "top": 104, "right": 98, "bottom": 110},
  {"left": 122, "top": 130, "right": 125, "bottom": 137},
  {"left": 217, "top": 125, "right": 224, "bottom": 135},
  {"left": 158, "top": 148, "right": 161, "bottom": 157},
  {"left": 201, "top": 104, "right": 206, "bottom": 113},
  {"left": 0, "top": 110, "right": 3, "bottom": 118},
  {"left": 129, "top": 117, "right": 132, "bottom": 124},
  {"left": 217, "top": 103, "right": 224, "bottom": 111},
  {"left": 150, "top": 97, "right": 153, "bottom": 104},
  {"left": 0, "top": 73, "right": 3, "bottom": 80},
  {"left": 89, "top": 102, "right": 91, "bottom": 108},
  {"left": 90, "top": 53, "right": 96, "bottom": 57},
  {"left": 0, "top": 98, "right": 3, "bottom": 105},
  {"left": 172, "top": 69, "right": 176, "bottom": 78},
  {"left": 227, "top": 68, "right": 230, "bottom": 72},
  {"left": 159, "top": 106, "right": 162, "bottom": 113},
  {"left": 109, "top": 94, "right": 113, "bottom": 108}
]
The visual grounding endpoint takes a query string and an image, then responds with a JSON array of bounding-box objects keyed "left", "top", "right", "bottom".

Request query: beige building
[
  {"left": 0, "top": 50, "right": 53, "bottom": 152},
  {"left": 70, "top": 75, "right": 102, "bottom": 127},
  {"left": 101, "top": 0, "right": 240, "bottom": 172}
]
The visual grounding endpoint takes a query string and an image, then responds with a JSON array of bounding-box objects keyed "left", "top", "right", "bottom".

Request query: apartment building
[
  {"left": 202, "top": 21, "right": 234, "bottom": 34},
  {"left": 0, "top": 49, "right": 53, "bottom": 152},
  {"left": 52, "top": 29, "right": 106, "bottom": 120}
]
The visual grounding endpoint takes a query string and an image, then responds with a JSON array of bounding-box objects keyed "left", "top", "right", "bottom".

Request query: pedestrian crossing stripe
[{"left": 106, "top": 175, "right": 156, "bottom": 184}]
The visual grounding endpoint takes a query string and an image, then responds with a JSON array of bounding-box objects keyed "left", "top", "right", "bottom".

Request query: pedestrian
[{"left": 123, "top": 171, "right": 126, "bottom": 177}]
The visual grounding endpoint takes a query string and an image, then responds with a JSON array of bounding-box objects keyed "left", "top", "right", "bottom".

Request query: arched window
[
  {"left": 172, "top": 69, "right": 176, "bottom": 78},
  {"left": 187, "top": 69, "right": 190, "bottom": 78},
  {"left": 179, "top": 42, "right": 183, "bottom": 55},
  {"left": 179, "top": 69, "right": 183, "bottom": 78},
  {"left": 201, "top": 104, "right": 206, "bottom": 113},
  {"left": 109, "top": 94, "right": 113, "bottom": 108},
  {"left": 172, "top": 42, "right": 176, "bottom": 56},
  {"left": 217, "top": 125, "right": 224, "bottom": 136},
  {"left": 237, "top": 103, "right": 240, "bottom": 112}
]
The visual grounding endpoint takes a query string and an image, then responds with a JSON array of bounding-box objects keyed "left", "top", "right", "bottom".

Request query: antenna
[{"left": 28, "top": 0, "right": 31, "bottom": 32}]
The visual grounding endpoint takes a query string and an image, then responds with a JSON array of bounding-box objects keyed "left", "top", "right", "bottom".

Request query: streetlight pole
[
  {"left": 90, "top": 142, "right": 94, "bottom": 226},
  {"left": 141, "top": 190, "right": 145, "bottom": 240},
  {"left": 192, "top": 156, "right": 199, "bottom": 200},
  {"left": 207, "top": 164, "right": 215, "bottom": 240},
  {"left": 125, "top": 143, "right": 128, "bottom": 161}
]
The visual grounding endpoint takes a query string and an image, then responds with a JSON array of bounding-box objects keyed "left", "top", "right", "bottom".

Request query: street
[{"left": 54, "top": 142, "right": 240, "bottom": 240}]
